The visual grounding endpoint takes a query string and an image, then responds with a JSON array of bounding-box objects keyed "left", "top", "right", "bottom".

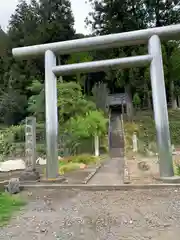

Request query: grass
[
  {"left": 59, "top": 162, "right": 84, "bottom": 175},
  {"left": 43, "top": 154, "right": 104, "bottom": 176},
  {"left": 0, "top": 192, "right": 26, "bottom": 226},
  {"left": 58, "top": 154, "right": 101, "bottom": 175},
  {"left": 124, "top": 110, "right": 180, "bottom": 154}
]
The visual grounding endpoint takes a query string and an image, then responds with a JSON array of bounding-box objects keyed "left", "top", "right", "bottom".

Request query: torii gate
[{"left": 12, "top": 24, "right": 180, "bottom": 180}]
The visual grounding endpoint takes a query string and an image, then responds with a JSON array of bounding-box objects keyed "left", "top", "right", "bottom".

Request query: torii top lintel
[{"left": 12, "top": 24, "right": 180, "bottom": 59}]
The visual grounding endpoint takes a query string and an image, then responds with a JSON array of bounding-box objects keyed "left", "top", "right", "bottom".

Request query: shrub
[
  {"left": 124, "top": 110, "right": 180, "bottom": 154},
  {"left": 133, "top": 93, "right": 141, "bottom": 110},
  {"left": 64, "top": 110, "right": 107, "bottom": 155},
  {"left": 9, "top": 125, "right": 25, "bottom": 142},
  {"left": 59, "top": 162, "right": 82, "bottom": 175},
  {"left": 0, "top": 130, "right": 15, "bottom": 160},
  {"left": 63, "top": 154, "right": 99, "bottom": 165},
  {"left": 66, "top": 110, "right": 107, "bottom": 138},
  {"left": 36, "top": 143, "right": 46, "bottom": 156}
]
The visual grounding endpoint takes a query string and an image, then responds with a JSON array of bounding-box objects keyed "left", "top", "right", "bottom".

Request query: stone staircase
[
  {"left": 88, "top": 110, "right": 125, "bottom": 185},
  {"left": 109, "top": 110, "right": 124, "bottom": 158}
]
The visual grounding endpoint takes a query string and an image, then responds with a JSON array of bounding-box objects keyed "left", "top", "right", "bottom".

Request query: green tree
[
  {"left": 37, "top": 0, "right": 75, "bottom": 43},
  {"left": 86, "top": 0, "right": 148, "bottom": 116},
  {"left": 65, "top": 110, "right": 107, "bottom": 156},
  {"left": 57, "top": 82, "right": 96, "bottom": 123},
  {"left": 133, "top": 93, "right": 141, "bottom": 110},
  {"left": 144, "top": 0, "right": 180, "bottom": 109},
  {"left": 87, "top": 0, "right": 180, "bottom": 112},
  {"left": 27, "top": 80, "right": 45, "bottom": 121},
  {"left": 0, "top": 0, "right": 76, "bottom": 124},
  {"left": 67, "top": 52, "right": 93, "bottom": 91}
]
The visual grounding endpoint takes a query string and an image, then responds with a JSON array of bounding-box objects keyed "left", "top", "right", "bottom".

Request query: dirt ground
[
  {"left": 126, "top": 154, "right": 159, "bottom": 184},
  {"left": 1, "top": 188, "right": 180, "bottom": 239},
  {"left": 0, "top": 164, "right": 100, "bottom": 184},
  {"left": 125, "top": 153, "right": 180, "bottom": 184}
]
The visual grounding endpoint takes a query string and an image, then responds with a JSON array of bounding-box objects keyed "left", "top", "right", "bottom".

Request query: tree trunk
[
  {"left": 178, "top": 96, "right": 180, "bottom": 108},
  {"left": 143, "top": 82, "right": 151, "bottom": 109},
  {"left": 147, "top": 91, "right": 152, "bottom": 110},
  {"left": 170, "top": 80, "right": 177, "bottom": 109},
  {"left": 125, "top": 84, "right": 133, "bottom": 119}
]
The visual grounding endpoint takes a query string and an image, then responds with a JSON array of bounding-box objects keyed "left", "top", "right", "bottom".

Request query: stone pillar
[
  {"left": 19, "top": 117, "right": 40, "bottom": 182},
  {"left": 25, "top": 117, "right": 36, "bottom": 169},
  {"left": 148, "top": 35, "right": 174, "bottom": 177},
  {"left": 45, "top": 50, "right": 59, "bottom": 180}
]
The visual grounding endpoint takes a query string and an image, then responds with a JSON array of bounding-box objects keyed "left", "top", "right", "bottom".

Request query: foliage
[
  {"left": 0, "top": 130, "right": 15, "bottom": 160},
  {"left": 64, "top": 154, "right": 99, "bottom": 165},
  {"left": 0, "top": 192, "right": 25, "bottom": 226},
  {"left": 174, "top": 162, "right": 180, "bottom": 176},
  {"left": 57, "top": 82, "right": 96, "bottom": 123},
  {"left": 0, "top": 0, "right": 76, "bottom": 126},
  {"left": 59, "top": 162, "right": 82, "bottom": 175},
  {"left": 27, "top": 81, "right": 97, "bottom": 123},
  {"left": 0, "top": 123, "right": 46, "bottom": 160},
  {"left": 86, "top": 0, "right": 180, "bottom": 111},
  {"left": 27, "top": 80, "right": 45, "bottom": 121},
  {"left": 67, "top": 52, "right": 93, "bottom": 89},
  {"left": 66, "top": 110, "right": 107, "bottom": 139},
  {"left": 133, "top": 93, "right": 141, "bottom": 109},
  {"left": 58, "top": 154, "right": 100, "bottom": 174},
  {"left": 0, "top": 89, "right": 27, "bottom": 125},
  {"left": 124, "top": 110, "right": 180, "bottom": 154},
  {"left": 84, "top": 110, "right": 108, "bottom": 136},
  {"left": 63, "top": 110, "right": 107, "bottom": 155},
  {"left": 92, "top": 82, "right": 109, "bottom": 112}
]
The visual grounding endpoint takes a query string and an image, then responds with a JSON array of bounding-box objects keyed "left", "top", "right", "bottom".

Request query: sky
[{"left": 0, "top": 0, "right": 92, "bottom": 34}]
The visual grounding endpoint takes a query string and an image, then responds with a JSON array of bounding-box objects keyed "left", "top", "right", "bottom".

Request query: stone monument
[{"left": 19, "top": 117, "right": 40, "bottom": 182}]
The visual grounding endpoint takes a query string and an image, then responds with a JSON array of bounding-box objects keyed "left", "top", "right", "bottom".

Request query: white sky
[{"left": 0, "top": 0, "right": 92, "bottom": 34}]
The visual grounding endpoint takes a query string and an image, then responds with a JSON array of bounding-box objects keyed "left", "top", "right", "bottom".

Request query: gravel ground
[{"left": 1, "top": 188, "right": 180, "bottom": 239}]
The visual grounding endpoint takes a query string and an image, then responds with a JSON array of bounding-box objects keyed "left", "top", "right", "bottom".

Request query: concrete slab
[{"left": 155, "top": 176, "right": 180, "bottom": 183}]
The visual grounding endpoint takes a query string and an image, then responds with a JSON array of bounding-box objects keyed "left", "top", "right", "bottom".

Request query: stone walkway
[
  {"left": 88, "top": 157, "right": 124, "bottom": 185},
  {"left": 90, "top": 109, "right": 125, "bottom": 185}
]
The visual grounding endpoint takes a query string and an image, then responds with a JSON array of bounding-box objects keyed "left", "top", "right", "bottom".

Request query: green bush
[
  {"left": 59, "top": 163, "right": 82, "bottom": 175},
  {"left": 36, "top": 123, "right": 45, "bottom": 142},
  {"left": 64, "top": 154, "right": 99, "bottom": 165},
  {"left": 36, "top": 143, "right": 46, "bottom": 156},
  {"left": 133, "top": 93, "right": 141, "bottom": 109},
  {"left": 169, "top": 120, "right": 180, "bottom": 145},
  {"left": 63, "top": 110, "right": 108, "bottom": 155},
  {"left": 0, "top": 130, "right": 15, "bottom": 160},
  {"left": 9, "top": 125, "right": 25, "bottom": 142},
  {"left": 125, "top": 110, "right": 180, "bottom": 151}
]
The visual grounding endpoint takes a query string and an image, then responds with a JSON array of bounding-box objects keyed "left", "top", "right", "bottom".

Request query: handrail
[
  {"left": 121, "top": 114, "right": 126, "bottom": 149},
  {"left": 108, "top": 108, "right": 111, "bottom": 152}
]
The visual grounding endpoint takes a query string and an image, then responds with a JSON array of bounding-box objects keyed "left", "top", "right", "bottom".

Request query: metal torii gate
[{"left": 12, "top": 24, "right": 180, "bottom": 180}]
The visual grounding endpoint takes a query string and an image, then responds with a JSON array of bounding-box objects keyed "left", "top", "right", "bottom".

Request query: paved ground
[
  {"left": 1, "top": 188, "right": 180, "bottom": 239},
  {"left": 88, "top": 158, "right": 124, "bottom": 185}
]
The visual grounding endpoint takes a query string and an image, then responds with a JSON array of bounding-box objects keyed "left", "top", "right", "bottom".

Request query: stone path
[
  {"left": 1, "top": 188, "right": 180, "bottom": 239},
  {"left": 88, "top": 109, "right": 125, "bottom": 185},
  {"left": 88, "top": 157, "right": 124, "bottom": 185}
]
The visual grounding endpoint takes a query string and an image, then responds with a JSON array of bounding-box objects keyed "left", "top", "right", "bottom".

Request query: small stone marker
[
  {"left": 5, "top": 178, "right": 20, "bottom": 194},
  {"left": 132, "top": 132, "right": 138, "bottom": 152},
  {"left": 138, "top": 161, "right": 150, "bottom": 171}
]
